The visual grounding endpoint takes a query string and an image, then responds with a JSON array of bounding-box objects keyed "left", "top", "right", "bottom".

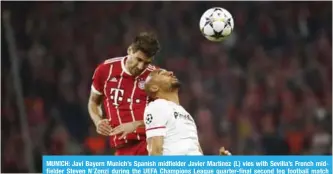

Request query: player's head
[
  {"left": 144, "top": 69, "right": 181, "bottom": 98},
  {"left": 127, "top": 32, "right": 160, "bottom": 76}
]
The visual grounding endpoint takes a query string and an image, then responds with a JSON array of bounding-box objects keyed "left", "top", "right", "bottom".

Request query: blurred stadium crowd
[{"left": 1, "top": 1, "right": 332, "bottom": 172}]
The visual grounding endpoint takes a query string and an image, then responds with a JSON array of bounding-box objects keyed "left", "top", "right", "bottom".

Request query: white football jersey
[{"left": 144, "top": 99, "right": 202, "bottom": 155}]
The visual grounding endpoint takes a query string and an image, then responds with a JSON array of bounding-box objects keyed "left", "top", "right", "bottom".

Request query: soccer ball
[{"left": 199, "top": 7, "right": 234, "bottom": 42}]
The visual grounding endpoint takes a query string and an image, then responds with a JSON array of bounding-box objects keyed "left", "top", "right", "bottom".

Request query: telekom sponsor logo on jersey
[
  {"left": 109, "top": 87, "right": 143, "bottom": 106},
  {"left": 110, "top": 88, "right": 124, "bottom": 106}
]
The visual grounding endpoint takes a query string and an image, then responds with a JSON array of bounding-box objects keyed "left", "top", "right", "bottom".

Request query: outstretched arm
[{"left": 110, "top": 120, "right": 145, "bottom": 139}]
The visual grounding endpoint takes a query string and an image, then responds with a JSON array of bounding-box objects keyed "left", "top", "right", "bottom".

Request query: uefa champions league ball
[{"left": 199, "top": 7, "right": 234, "bottom": 42}]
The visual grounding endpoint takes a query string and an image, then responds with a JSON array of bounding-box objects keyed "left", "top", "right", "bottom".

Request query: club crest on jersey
[{"left": 138, "top": 80, "right": 145, "bottom": 90}]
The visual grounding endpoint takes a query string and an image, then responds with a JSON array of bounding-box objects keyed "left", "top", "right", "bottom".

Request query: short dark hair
[{"left": 131, "top": 32, "right": 160, "bottom": 58}]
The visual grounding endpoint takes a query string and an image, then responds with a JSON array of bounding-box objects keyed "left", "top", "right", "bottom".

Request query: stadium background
[{"left": 1, "top": 1, "right": 332, "bottom": 173}]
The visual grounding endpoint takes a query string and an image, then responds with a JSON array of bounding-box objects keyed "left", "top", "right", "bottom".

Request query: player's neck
[
  {"left": 124, "top": 61, "right": 133, "bottom": 76},
  {"left": 158, "top": 92, "right": 180, "bottom": 105}
]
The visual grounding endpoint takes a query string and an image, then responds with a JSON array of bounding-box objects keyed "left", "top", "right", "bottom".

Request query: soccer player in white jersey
[{"left": 143, "top": 69, "right": 231, "bottom": 155}]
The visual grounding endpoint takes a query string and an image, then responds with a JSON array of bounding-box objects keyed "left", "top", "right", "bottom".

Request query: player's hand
[
  {"left": 110, "top": 121, "right": 139, "bottom": 139},
  {"left": 96, "top": 119, "right": 112, "bottom": 136},
  {"left": 219, "top": 147, "right": 232, "bottom": 156}
]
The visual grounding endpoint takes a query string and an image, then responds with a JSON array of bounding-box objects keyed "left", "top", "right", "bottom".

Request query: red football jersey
[{"left": 91, "top": 56, "right": 156, "bottom": 147}]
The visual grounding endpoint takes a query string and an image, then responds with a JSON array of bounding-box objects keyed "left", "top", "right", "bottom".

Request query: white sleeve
[{"left": 144, "top": 103, "right": 169, "bottom": 138}]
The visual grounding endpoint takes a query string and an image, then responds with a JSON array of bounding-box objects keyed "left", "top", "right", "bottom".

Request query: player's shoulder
[
  {"left": 103, "top": 56, "right": 124, "bottom": 65},
  {"left": 146, "top": 99, "right": 171, "bottom": 111},
  {"left": 95, "top": 56, "right": 125, "bottom": 71}
]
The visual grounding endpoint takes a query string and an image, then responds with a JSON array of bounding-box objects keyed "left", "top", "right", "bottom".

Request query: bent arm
[
  {"left": 147, "top": 136, "right": 164, "bottom": 155},
  {"left": 144, "top": 101, "right": 169, "bottom": 155},
  {"left": 88, "top": 91, "right": 103, "bottom": 125}
]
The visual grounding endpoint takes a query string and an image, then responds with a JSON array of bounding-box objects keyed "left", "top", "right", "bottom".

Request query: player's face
[
  {"left": 127, "top": 50, "right": 152, "bottom": 76},
  {"left": 152, "top": 69, "right": 181, "bottom": 91}
]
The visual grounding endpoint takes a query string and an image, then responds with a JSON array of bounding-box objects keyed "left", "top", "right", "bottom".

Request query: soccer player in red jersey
[{"left": 88, "top": 32, "right": 160, "bottom": 155}]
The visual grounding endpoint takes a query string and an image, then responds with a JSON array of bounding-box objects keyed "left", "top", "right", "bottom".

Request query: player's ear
[
  {"left": 150, "top": 85, "right": 159, "bottom": 93},
  {"left": 127, "top": 46, "right": 132, "bottom": 55}
]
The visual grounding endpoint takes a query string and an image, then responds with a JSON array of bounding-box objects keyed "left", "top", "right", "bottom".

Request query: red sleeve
[{"left": 91, "top": 64, "right": 105, "bottom": 95}]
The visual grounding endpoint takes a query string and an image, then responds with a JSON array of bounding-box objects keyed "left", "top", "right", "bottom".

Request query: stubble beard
[{"left": 170, "top": 81, "right": 181, "bottom": 90}]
